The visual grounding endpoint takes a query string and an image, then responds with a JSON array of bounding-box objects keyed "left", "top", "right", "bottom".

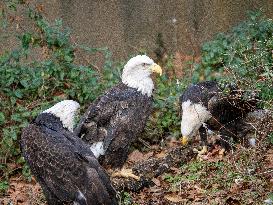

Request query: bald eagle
[
  {"left": 74, "top": 55, "right": 162, "bottom": 179},
  {"left": 20, "top": 100, "right": 117, "bottom": 205},
  {"left": 180, "top": 81, "right": 256, "bottom": 155}
]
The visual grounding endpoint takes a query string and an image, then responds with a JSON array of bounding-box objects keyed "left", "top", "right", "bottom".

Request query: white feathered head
[
  {"left": 43, "top": 100, "right": 80, "bottom": 132},
  {"left": 180, "top": 100, "right": 211, "bottom": 145},
  {"left": 122, "top": 55, "right": 162, "bottom": 96}
]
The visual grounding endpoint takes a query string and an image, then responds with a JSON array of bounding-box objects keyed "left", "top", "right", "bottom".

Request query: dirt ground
[
  {"left": 1, "top": 138, "right": 272, "bottom": 205},
  {"left": 1, "top": 110, "right": 273, "bottom": 205}
]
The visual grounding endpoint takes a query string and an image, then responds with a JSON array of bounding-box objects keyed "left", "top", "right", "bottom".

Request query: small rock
[
  {"left": 264, "top": 198, "right": 273, "bottom": 204},
  {"left": 234, "top": 178, "right": 243, "bottom": 185},
  {"left": 246, "top": 109, "right": 270, "bottom": 120},
  {"left": 247, "top": 168, "right": 255, "bottom": 175},
  {"left": 248, "top": 138, "right": 256, "bottom": 147}
]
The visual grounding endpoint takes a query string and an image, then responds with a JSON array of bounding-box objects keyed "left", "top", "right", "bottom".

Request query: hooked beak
[
  {"left": 181, "top": 136, "right": 188, "bottom": 145},
  {"left": 150, "top": 63, "right": 162, "bottom": 76}
]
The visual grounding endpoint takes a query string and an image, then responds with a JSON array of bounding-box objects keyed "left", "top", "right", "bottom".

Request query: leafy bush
[
  {"left": 143, "top": 75, "right": 185, "bottom": 143},
  {"left": 193, "top": 11, "right": 273, "bottom": 108},
  {"left": 133, "top": 54, "right": 189, "bottom": 146}
]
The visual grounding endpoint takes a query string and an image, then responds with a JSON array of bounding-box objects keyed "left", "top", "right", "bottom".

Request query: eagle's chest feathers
[
  {"left": 122, "top": 76, "right": 154, "bottom": 97},
  {"left": 123, "top": 78, "right": 154, "bottom": 97}
]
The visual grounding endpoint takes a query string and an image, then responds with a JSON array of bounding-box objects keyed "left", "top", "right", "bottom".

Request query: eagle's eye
[{"left": 142, "top": 63, "right": 148, "bottom": 67}]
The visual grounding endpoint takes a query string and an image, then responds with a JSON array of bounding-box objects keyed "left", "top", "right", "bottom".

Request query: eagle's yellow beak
[
  {"left": 181, "top": 136, "right": 188, "bottom": 145},
  {"left": 150, "top": 64, "right": 162, "bottom": 76}
]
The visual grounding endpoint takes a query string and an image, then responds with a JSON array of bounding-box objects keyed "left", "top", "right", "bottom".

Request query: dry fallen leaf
[
  {"left": 265, "top": 149, "right": 273, "bottom": 168},
  {"left": 170, "top": 167, "right": 181, "bottom": 174},
  {"left": 164, "top": 194, "right": 184, "bottom": 203},
  {"left": 127, "top": 150, "right": 145, "bottom": 163},
  {"left": 149, "top": 186, "right": 162, "bottom": 193},
  {"left": 128, "top": 150, "right": 154, "bottom": 163},
  {"left": 166, "top": 137, "right": 181, "bottom": 147},
  {"left": 270, "top": 178, "right": 273, "bottom": 186},
  {"left": 4, "top": 175, "right": 45, "bottom": 205},
  {"left": 151, "top": 177, "right": 161, "bottom": 187},
  {"left": 143, "top": 151, "right": 154, "bottom": 159},
  {"left": 155, "top": 151, "right": 166, "bottom": 158}
]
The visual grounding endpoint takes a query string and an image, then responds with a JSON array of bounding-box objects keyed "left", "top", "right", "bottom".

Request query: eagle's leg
[
  {"left": 219, "top": 134, "right": 230, "bottom": 158},
  {"left": 111, "top": 168, "right": 140, "bottom": 181},
  {"left": 195, "top": 126, "right": 208, "bottom": 155},
  {"left": 219, "top": 124, "right": 235, "bottom": 157}
]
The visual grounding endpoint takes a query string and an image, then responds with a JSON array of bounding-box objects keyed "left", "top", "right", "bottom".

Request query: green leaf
[
  {"left": 11, "top": 113, "right": 22, "bottom": 122},
  {"left": 268, "top": 133, "right": 273, "bottom": 145},
  {"left": 16, "top": 156, "right": 26, "bottom": 164},
  {"left": 22, "top": 164, "right": 32, "bottom": 181},
  {"left": 0, "top": 112, "right": 5, "bottom": 125},
  {"left": 14, "top": 89, "right": 23, "bottom": 98},
  {"left": 10, "top": 97, "right": 17, "bottom": 106},
  {"left": 11, "top": 50, "right": 20, "bottom": 61},
  {"left": 20, "top": 79, "right": 29, "bottom": 88},
  {"left": 64, "top": 55, "right": 73, "bottom": 62},
  {"left": 21, "top": 32, "right": 32, "bottom": 49},
  {"left": 0, "top": 181, "right": 9, "bottom": 192}
]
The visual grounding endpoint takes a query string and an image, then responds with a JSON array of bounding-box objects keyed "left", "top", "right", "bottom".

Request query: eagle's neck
[
  {"left": 35, "top": 113, "right": 65, "bottom": 132},
  {"left": 43, "top": 106, "right": 77, "bottom": 132},
  {"left": 122, "top": 72, "right": 154, "bottom": 96}
]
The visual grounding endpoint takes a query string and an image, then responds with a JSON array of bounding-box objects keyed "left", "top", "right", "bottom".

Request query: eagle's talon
[{"left": 111, "top": 168, "right": 140, "bottom": 181}]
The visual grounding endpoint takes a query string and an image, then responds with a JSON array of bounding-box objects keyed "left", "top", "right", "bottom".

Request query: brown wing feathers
[{"left": 20, "top": 118, "right": 117, "bottom": 205}]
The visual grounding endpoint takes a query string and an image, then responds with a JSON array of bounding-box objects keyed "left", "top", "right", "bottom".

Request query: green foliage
[
  {"left": 119, "top": 192, "right": 133, "bottom": 205},
  {"left": 144, "top": 61, "right": 188, "bottom": 143},
  {"left": 268, "top": 132, "right": 273, "bottom": 145},
  {"left": 193, "top": 10, "right": 273, "bottom": 108},
  {"left": 163, "top": 159, "right": 250, "bottom": 195},
  {"left": 0, "top": 112, "right": 5, "bottom": 125},
  {"left": 0, "top": 180, "right": 9, "bottom": 194},
  {"left": 149, "top": 76, "right": 184, "bottom": 137},
  {"left": 163, "top": 174, "right": 182, "bottom": 184}
]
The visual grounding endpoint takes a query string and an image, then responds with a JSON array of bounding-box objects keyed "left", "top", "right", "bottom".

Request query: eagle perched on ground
[
  {"left": 74, "top": 55, "right": 162, "bottom": 178},
  {"left": 20, "top": 100, "right": 117, "bottom": 205},
  {"left": 180, "top": 81, "right": 256, "bottom": 156}
]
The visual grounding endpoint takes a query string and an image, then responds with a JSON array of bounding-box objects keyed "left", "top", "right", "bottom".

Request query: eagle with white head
[
  {"left": 180, "top": 81, "right": 256, "bottom": 156},
  {"left": 74, "top": 55, "right": 162, "bottom": 179},
  {"left": 20, "top": 100, "right": 117, "bottom": 205}
]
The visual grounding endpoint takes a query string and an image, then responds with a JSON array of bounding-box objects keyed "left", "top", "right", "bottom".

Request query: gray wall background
[
  {"left": 1, "top": 0, "right": 273, "bottom": 62},
  {"left": 43, "top": 0, "right": 273, "bottom": 59}
]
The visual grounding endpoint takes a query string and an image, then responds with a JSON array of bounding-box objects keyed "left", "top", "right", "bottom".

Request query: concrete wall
[{"left": 1, "top": 0, "right": 273, "bottom": 61}]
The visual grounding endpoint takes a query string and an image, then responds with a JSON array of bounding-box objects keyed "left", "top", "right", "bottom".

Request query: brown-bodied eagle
[
  {"left": 180, "top": 81, "right": 256, "bottom": 156},
  {"left": 74, "top": 55, "right": 162, "bottom": 179},
  {"left": 20, "top": 100, "right": 117, "bottom": 205}
]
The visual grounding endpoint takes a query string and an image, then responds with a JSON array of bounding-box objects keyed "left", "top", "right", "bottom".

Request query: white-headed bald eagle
[
  {"left": 74, "top": 55, "right": 162, "bottom": 179},
  {"left": 180, "top": 81, "right": 256, "bottom": 156},
  {"left": 20, "top": 100, "right": 117, "bottom": 205}
]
